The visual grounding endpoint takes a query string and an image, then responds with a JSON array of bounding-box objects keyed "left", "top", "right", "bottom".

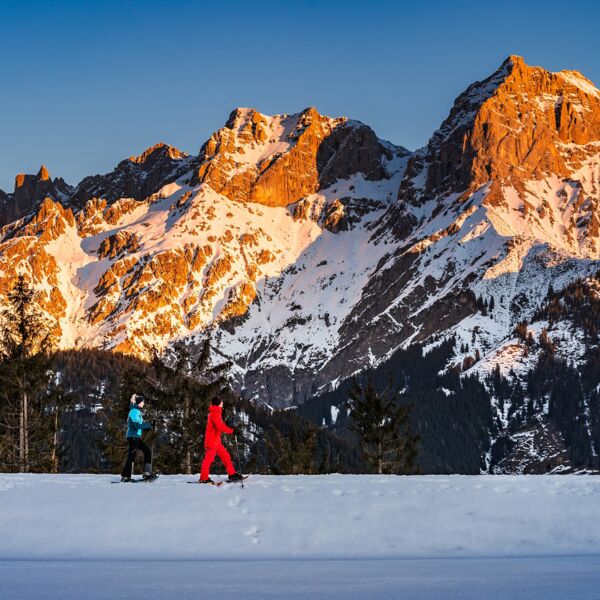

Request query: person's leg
[
  {"left": 216, "top": 443, "right": 236, "bottom": 476},
  {"left": 137, "top": 439, "right": 152, "bottom": 474},
  {"left": 121, "top": 438, "right": 136, "bottom": 478},
  {"left": 200, "top": 447, "right": 217, "bottom": 480}
]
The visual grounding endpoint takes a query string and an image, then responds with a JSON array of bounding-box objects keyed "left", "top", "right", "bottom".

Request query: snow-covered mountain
[
  {"left": 0, "top": 106, "right": 410, "bottom": 405},
  {"left": 343, "top": 55, "right": 600, "bottom": 368},
  {"left": 2, "top": 56, "right": 600, "bottom": 470}
]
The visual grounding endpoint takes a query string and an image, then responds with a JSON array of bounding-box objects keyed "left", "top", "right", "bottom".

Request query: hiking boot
[{"left": 227, "top": 472, "right": 244, "bottom": 482}]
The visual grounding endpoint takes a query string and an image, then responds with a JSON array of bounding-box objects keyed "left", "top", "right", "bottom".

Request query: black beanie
[
  {"left": 211, "top": 397, "right": 221, "bottom": 406},
  {"left": 131, "top": 394, "right": 146, "bottom": 406}
]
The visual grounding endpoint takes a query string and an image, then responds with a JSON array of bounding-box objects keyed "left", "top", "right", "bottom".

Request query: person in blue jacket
[{"left": 120, "top": 394, "right": 156, "bottom": 482}]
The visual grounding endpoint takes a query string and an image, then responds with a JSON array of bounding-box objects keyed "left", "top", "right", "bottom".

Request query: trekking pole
[
  {"left": 150, "top": 431, "right": 156, "bottom": 474},
  {"left": 234, "top": 434, "right": 244, "bottom": 489}
]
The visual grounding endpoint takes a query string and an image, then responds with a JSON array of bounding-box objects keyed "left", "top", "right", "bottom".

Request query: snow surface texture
[
  {"left": 2, "top": 557, "right": 600, "bottom": 600},
  {"left": 2, "top": 474, "right": 600, "bottom": 561}
]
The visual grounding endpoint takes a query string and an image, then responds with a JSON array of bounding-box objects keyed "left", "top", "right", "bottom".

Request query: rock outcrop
[
  {"left": 69, "top": 143, "right": 196, "bottom": 207},
  {"left": 192, "top": 107, "right": 406, "bottom": 207},
  {"left": 402, "top": 55, "right": 600, "bottom": 205},
  {"left": 0, "top": 165, "right": 73, "bottom": 225}
]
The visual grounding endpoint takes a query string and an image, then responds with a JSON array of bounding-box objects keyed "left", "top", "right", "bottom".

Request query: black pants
[{"left": 121, "top": 437, "right": 152, "bottom": 478}]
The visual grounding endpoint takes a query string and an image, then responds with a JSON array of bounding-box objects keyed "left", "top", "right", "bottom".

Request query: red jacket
[{"left": 204, "top": 405, "right": 233, "bottom": 448}]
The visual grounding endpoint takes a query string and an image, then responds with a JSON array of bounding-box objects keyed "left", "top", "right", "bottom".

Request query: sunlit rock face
[
  {"left": 192, "top": 106, "right": 403, "bottom": 207},
  {"left": 0, "top": 165, "right": 73, "bottom": 225}
]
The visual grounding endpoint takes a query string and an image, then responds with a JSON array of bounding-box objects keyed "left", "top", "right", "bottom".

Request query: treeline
[{"left": 483, "top": 274, "right": 600, "bottom": 471}]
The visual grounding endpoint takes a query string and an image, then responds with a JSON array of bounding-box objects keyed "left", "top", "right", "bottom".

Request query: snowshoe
[
  {"left": 199, "top": 478, "right": 220, "bottom": 485},
  {"left": 226, "top": 473, "right": 247, "bottom": 483}
]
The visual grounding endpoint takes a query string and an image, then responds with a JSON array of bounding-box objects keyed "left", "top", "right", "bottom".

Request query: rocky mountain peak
[
  {"left": 15, "top": 165, "right": 52, "bottom": 189},
  {"left": 37, "top": 164, "right": 50, "bottom": 181},
  {"left": 193, "top": 106, "right": 407, "bottom": 207},
  {"left": 1, "top": 166, "right": 72, "bottom": 226},
  {"left": 69, "top": 142, "right": 196, "bottom": 208},
  {"left": 128, "top": 143, "right": 188, "bottom": 165},
  {"left": 400, "top": 55, "right": 600, "bottom": 207}
]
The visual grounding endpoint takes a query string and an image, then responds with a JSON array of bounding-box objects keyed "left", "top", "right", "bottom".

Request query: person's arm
[
  {"left": 130, "top": 410, "right": 152, "bottom": 431},
  {"left": 213, "top": 411, "right": 234, "bottom": 435}
]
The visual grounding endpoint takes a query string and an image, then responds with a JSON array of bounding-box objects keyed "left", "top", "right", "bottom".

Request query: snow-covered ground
[
  {"left": 2, "top": 474, "right": 600, "bottom": 598},
  {"left": 2, "top": 474, "right": 600, "bottom": 561},
  {"left": 2, "top": 557, "right": 600, "bottom": 600}
]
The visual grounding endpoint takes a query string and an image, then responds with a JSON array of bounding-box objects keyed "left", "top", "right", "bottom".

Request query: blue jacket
[{"left": 126, "top": 407, "right": 152, "bottom": 439}]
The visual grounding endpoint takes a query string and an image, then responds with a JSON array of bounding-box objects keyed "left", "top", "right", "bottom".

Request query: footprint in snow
[
  {"left": 228, "top": 495, "right": 243, "bottom": 508},
  {"left": 245, "top": 525, "right": 260, "bottom": 544}
]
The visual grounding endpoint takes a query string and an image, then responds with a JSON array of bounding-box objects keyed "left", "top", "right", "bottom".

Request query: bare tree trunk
[
  {"left": 377, "top": 439, "right": 382, "bottom": 475},
  {"left": 19, "top": 393, "right": 25, "bottom": 473},
  {"left": 183, "top": 396, "right": 191, "bottom": 475},
  {"left": 23, "top": 391, "right": 29, "bottom": 473},
  {"left": 51, "top": 407, "right": 59, "bottom": 474}
]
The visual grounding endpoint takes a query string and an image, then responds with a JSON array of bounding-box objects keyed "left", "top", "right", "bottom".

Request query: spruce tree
[
  {"left": 0, "top": 276, "right": 54, "bottom": 472},
  {"left": 46, "top": 380, "right": 75, "bottom": 473},
  {"left": 263, "top": 425, "right": 318, "bottom": 474},
  {"left": 346, "top": 377, "right": 419, "bottom": 474}
]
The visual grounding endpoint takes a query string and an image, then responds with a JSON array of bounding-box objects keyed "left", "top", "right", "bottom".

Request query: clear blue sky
[{"left": 1, "top": 0, "right": 599, "bottom": 191}]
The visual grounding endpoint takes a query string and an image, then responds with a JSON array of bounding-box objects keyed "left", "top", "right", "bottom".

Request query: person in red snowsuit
[{"left": 200, "top": 398, "right": 243, "bottom": 484}]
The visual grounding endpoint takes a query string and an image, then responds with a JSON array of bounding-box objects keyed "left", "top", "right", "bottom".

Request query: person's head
[
  {"left": 131, "top": 394, "right": 145, "bottom": 409},
  {"left": 211, "top": 397, "right": 223, "bottom": 408}
]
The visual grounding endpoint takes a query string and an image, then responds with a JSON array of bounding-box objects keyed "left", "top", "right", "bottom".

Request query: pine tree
[
  {"left": 263, "top": 424, "right": 318, "bottom": 474},
  {"left": 346, "top": 377, "right": 419, "bottom": 474},
  {"left": 514, "top": 321, "right": 528, "bottom": 342},
  {"left": 0, "top": 276, "right": 54, "bottom": 472}
]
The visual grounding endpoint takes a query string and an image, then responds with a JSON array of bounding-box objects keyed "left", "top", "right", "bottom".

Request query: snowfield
[
  {"left": 1, "top": 474, "right": 600, "bottom": 561},
  {"left": 2, "top": 557, "right": 600, "bottom": 600}
]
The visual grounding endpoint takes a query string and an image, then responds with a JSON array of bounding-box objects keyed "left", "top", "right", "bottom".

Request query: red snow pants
[{"left": 200, "top": 442, "right": 235, "bottom": 480}]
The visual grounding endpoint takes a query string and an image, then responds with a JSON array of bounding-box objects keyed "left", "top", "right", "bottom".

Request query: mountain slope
[{"left": 330, "top": 55, "right": 600, "bottom": 380}]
